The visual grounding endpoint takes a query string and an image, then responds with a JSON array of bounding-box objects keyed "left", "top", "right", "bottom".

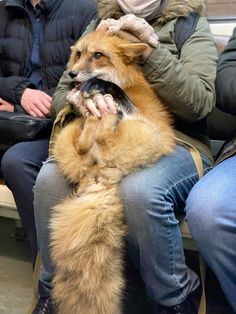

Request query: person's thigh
[
  {"left": 34, "top": 159, "right": 72, "bottom": 258},
  {"left": 186, "top": 155, "right": 236, "bottom": 220},
  {"left": 34, "top": 158, "right": 72, "bottom": 297},
  {"left": 119, "top": 145, "right": 212, "bottom": 306},
  {"left": 1, "top": 139, "right": 49, "bottom": 265},
  {"left": 186, "top": 156, "right": 236, "bottom": 311},
  {"left": 1, "top": 139, "right": 49, "bottom": 201},
  {"left": 2, "top": 139, "right": 49, "bottom": 173}
]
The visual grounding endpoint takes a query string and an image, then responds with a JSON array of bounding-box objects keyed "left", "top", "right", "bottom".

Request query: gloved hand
[{"left": 97, "top": 14, "right": 159, "bottom": 48}]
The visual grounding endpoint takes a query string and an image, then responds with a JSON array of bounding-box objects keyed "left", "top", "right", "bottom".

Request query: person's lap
[{"left": 34, "top": 144, "right": 212, "bottom": 305}]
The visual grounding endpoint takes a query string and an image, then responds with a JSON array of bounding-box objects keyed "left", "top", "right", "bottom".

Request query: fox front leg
[
  {"left": 95, "top": 112, "right": 124, "bottom": 146},
  {"left": 74, "top": 116, "right": 99, "bottom": 155}
]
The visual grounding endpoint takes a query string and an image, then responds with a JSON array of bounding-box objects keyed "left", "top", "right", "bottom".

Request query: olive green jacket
[{"left": 50, "top": 0, "right": 218, "bottom": 160}]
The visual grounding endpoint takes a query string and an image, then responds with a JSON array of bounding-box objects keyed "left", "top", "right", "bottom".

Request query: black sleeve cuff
[{"left": 14, "top": 80, "right": 36, "bottom": 105}]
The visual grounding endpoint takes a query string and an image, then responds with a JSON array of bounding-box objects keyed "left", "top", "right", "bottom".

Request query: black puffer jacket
[
  {"left": 216, "top": 27, "right": 236, "bottom": 115},
  {"left": 0, "top": 0, "right": 97, "bottom": 107},
  {"left": 214, "top": 27, "right": 236, "bottom": 165}
]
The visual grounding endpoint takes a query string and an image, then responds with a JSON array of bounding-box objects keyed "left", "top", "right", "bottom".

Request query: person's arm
[
  {"left": 142, "top": 17, "right": 217, "bottom": 122},
  {"left": 0, "top": 2, "right": 33, "bottom": 108},
  {"left": 0, "top": 75, "right": 52, "bottom": 117},
  {"left": 216, "top": 27, "right": 236, "bottom": 115},
  {"left": 51, "top": 71, "right": 73, "bottom": 119},
  {"left": 0, "top": 76, "right": 33, "bottom": 106}
]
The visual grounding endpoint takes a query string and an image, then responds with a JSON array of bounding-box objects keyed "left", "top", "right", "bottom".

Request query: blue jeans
[
  {"left": 34, "top": 145, "right": 212, "bottom": 305},
  {"left": 186, "top": 156, "right": 236, "bottom": 312},
  {"left": 34, "top": 158, "right": 73, "bottom": 297},
  {"left": 1, "top": 139, "right": 49, "bottom": 266}
]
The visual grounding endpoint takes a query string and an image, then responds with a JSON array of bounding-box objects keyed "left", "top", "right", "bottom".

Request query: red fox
[{"left": 50, "top": 31, "right": 175, "bottom": 314}]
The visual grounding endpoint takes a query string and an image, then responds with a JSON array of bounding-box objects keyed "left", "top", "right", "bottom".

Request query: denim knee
[
  {"left": 1, "top": 147, "right": 24, "bottom": 181},
  {"left": 1, "top": 140, "right": 48, "bottom": 184},
  {"left": 185, "top": 183, "right": 218, "bottom": 248}
]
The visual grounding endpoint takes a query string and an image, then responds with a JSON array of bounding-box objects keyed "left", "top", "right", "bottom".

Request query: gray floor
[
  {"left": 0, "top": 217, "right": 234, "bottom": 314},
  {"left": 0, "top": 217, "right": 33, "bottom": 314}
]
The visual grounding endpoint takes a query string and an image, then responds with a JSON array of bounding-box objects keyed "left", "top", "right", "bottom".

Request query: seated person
[
  {"left": 33, "top": 0, "right": 217, "bottom": 313},
  {"left": 186, "top": 27, "right": 236, "bottom": 312},
  {"left": 0, "top": 0, "right": 96, "bottom": 267}
]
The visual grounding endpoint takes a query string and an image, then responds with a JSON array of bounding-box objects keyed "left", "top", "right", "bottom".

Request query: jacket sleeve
[
  {"left": 51, "top": 71, "right": 73, "bottom": 119},
  {"left": 0, "top": 5, "right": 34, "bottom": 106},
  {"left": 216, "top": 27, "right": 236, "bottom": 115},
  {"left": 0, "top": 76, "right": 33, "bottom": 105},
  {"left": 141, "top": 17, "right": 217, "bottom": 122}
]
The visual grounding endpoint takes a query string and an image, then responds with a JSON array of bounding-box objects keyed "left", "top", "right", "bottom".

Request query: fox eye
[
  {"left": 93, "top": 52, "right": 103, "bottom": 60},
  {"left": 77, "top": 51, "right": 81, "bottom": 58}
]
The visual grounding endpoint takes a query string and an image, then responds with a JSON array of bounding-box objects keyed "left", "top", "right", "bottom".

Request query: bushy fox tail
[{"left": 50, "top": 186, "right": 126, "bottom": 314}]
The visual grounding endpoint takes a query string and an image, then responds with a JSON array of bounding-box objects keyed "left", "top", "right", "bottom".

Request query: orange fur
[{"left": 51, "top": 31, "right": 175, "bottom": 314}]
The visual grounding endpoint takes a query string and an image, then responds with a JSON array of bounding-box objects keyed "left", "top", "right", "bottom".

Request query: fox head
[{"left": 67, "top": 31, "right": 148, "bottom": 89}]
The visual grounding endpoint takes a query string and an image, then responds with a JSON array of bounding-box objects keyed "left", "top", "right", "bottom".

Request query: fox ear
[{"left": 119, "top": 43, "right": 148, "bottom": 63}]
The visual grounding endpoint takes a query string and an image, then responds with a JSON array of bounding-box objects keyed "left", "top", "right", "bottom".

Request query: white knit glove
[{"left": 97, "top": 14, "right": 159, "bottom": 48}]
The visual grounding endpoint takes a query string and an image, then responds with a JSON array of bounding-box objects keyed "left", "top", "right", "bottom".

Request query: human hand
[
  {"left": 97, "top": 14, "right": 159, "bottom": 48},
  {"left": 21, "top": 88, "right": 52, "bottom": 117},
  {"left": 84, "top": 93, "right": 117, "bottom": 118},
  {"left": 67, "top": 88, "right": 117, "bottom": 118},
  {"left": 0, "top": 98, "right": 14, "bottom": 112}
]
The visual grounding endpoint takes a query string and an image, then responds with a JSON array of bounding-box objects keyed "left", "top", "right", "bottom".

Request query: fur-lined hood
[{"left": 96, "top": 0, "right": 205, "bottom": 23}]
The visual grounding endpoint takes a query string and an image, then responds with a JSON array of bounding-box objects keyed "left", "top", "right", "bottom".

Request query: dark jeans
[
  {"left": 1, "top": 139, "right": 49, "bottom": 267},
  {"left": 0, "top": 151, "right": 5, "bottom": 178}
]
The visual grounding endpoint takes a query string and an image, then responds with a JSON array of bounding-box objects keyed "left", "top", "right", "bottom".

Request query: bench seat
[{"left": 0, "top": 180, "right": 19, "bottom": 220}]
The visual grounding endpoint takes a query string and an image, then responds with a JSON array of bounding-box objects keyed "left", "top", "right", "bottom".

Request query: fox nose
[{"left": 69, "top": 70, "right": 78, "bottom": 79}]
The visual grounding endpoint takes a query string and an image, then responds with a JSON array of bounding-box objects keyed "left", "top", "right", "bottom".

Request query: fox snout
[{"left": 69, "top": 70, "right": 78, "bottom": 79}]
